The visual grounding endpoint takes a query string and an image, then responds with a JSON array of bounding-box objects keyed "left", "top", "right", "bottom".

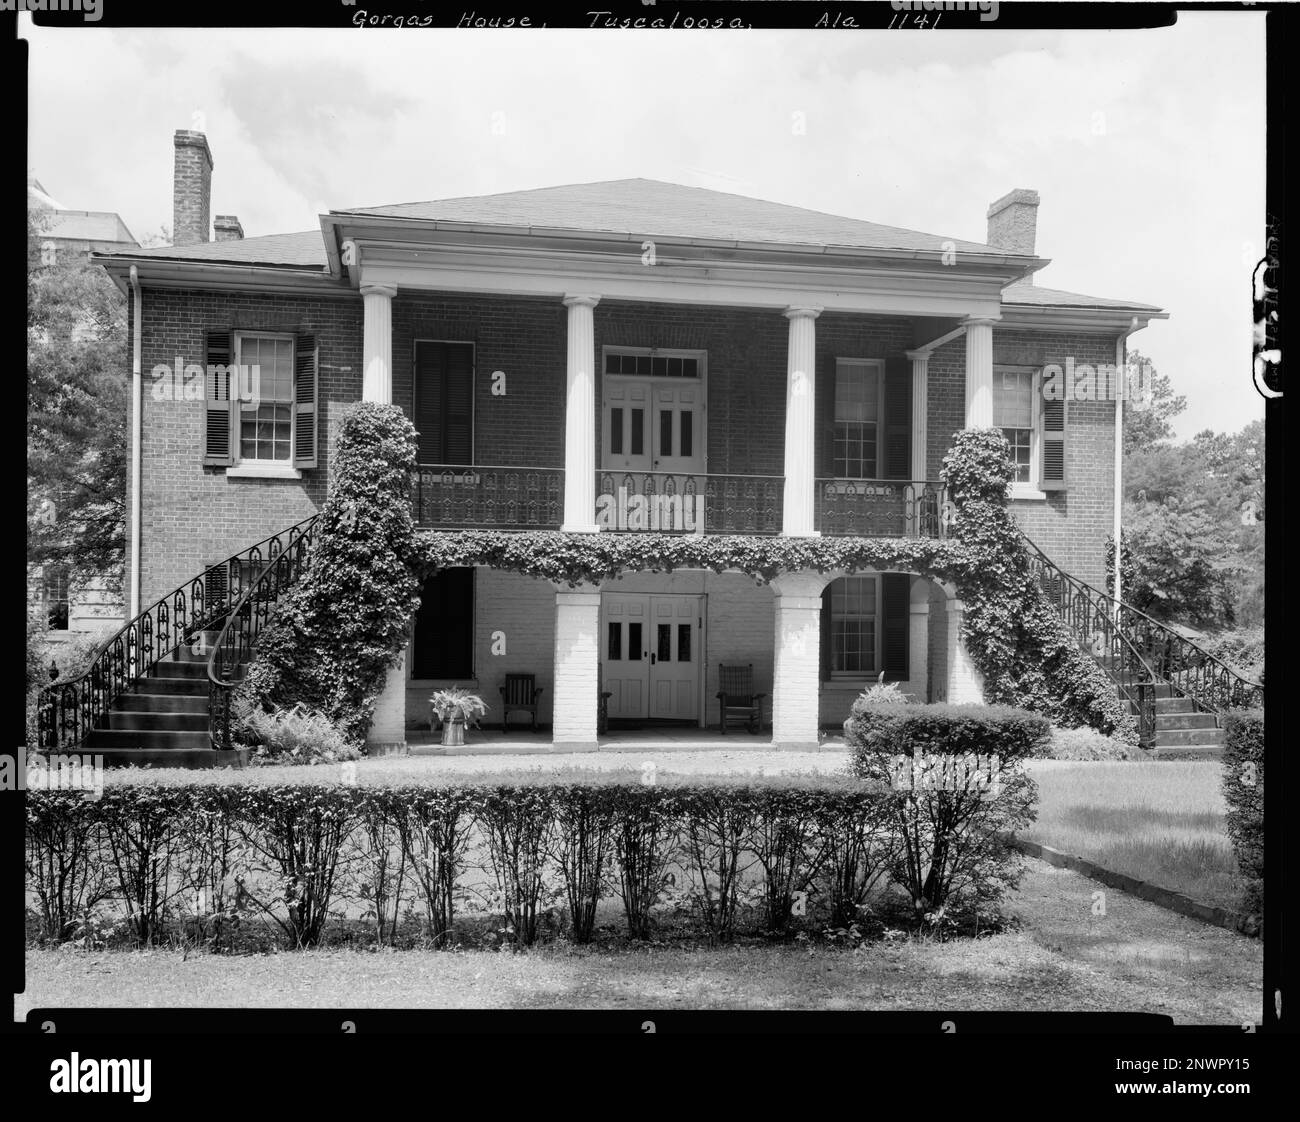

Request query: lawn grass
[
  {"left": 20, "top": 863, "right": 1262, "bottom": 1024},
  {"left": 1022, "top": 761, "right": 1243, "bottom": 911}
]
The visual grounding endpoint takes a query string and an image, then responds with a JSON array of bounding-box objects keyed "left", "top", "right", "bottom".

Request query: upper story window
[
  {"left": 414, "top": 341, "right": 475, "bottom": 465},
  {"left": 236, "top": 334, "right": 295, "bottom": 463},
  {"left": 832, "top": 359, "right": 883, "bottom": 478},
  {"left": 993, "top": 368, "right": 1035, "bottom": 484},
  {"left": 43, "top": 564, "right": 70, "bottom": 631},
  {"left": 201, "top": 329, "right": 317, "bottom": 475}
]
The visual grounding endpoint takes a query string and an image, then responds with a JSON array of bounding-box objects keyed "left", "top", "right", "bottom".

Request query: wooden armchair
[
  {"left": 717, "top": 663, "right": 765, "bottom": 734},
  {"left": 499, "top": 674, "right": 544, "bottom": 732}
]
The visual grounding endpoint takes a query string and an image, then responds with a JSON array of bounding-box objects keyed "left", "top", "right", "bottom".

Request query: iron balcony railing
[
  {"left": 208, "top": 516, "right": 320, "bottom": 751},
  {"left": 413, "top": 465, "right": 563, "bottom": 530},
  {"left": 596, "top": 471, "right": 784, "bottom": 535},
  {"left": 1020, "top": 532, "right": 1264, "bottom": 742},
  {"left": 814, "top": 479, "right": 949, "bottom": 538},
  {"left": 36, "top": 516, "right": 320, "bottom": 753}
]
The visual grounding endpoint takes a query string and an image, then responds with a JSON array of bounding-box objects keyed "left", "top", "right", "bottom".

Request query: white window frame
[
  {"left": 228, "top": 331, "right": 298, "bottom": 477},
  {"left": 994, "top": 364, "right": 1048, "bottom": 500},
  {"left": 828, "top": 573, "right": 881, "bottom": 681},
  {"left": 832, "top": 358, "right": 885, "bottom": 480}
]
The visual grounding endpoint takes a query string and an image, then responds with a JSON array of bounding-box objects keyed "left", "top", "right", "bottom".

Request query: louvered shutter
[
  {"left": 1041, "top": 388, "right": 1066, "bottom": 490},
  {"left": 819, "top": 585, "right": 833, "bottom": 682},
  {"left": 414, "top": 342, "right": 474, "bottom": 465},
  {"left": 444, "top": 344, "right": 474, "bottom": 465},
  {"left": 202, "top": 330, "right": 233, "bottom": 466},
  {"left": 883, "top": 357, "right": 912, "bottom": 480},
  {"left": 293, "top": 335, "right": 318, "bottom": 469},
  {"left": 881, "top": 573, "right": 910, "bottom": 681}
]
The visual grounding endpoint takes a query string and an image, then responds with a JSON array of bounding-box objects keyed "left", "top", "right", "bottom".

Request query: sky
[{"left": 24, "top": 14, "right": 1266, "bottom": 439}]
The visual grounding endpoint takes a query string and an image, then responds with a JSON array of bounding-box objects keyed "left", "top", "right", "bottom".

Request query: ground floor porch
[{"left": 368, "top": 563, "right": 986, "bottom": 752}]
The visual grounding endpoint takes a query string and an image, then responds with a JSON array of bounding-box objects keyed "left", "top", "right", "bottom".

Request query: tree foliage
[{"left": 27, "top": 209, "right": 128, "bottom": 587}]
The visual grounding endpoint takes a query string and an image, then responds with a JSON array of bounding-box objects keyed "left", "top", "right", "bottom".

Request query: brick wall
[{"left": 134, "top": 287, "right": 360, "bottom": 602}]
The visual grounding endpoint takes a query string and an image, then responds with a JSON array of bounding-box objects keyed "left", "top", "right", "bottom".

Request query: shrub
[
  {"left": 856, "top": 674, "right": 911, "bottom": 708},
  {"left": 845, "top": 702, "right": 1042, "bottom": 918},
  {"left": 1221, "top": 709, "right": 1263, "bottom": 917},
  {"left": 242, "top": 403, "right": 422, "bottom": 741},
  {"left": 548, "top": 784, "right": 619, "bottom": 944},
  {"left": 238, "top": 703, "right": 362, "bottom": 767},
  {"left": 1039, "top": 726, "right": 1140, "bottom": 761}
]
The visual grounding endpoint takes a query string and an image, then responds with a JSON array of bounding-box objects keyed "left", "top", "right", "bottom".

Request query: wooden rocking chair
[
  {"left": 499, "top": 673, "right": 544, "bottom": 732},
  {"left": 717, "top": 663, "right": 765, "bottom": 734}
]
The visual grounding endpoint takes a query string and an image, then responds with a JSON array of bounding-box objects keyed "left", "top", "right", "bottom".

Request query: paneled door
[{"left": 602, "top": 593, "right": 703, "bottom": 722}]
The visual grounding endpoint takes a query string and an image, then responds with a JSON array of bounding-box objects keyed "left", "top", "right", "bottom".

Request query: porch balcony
[{"left": 413, "top": 465, "right": 947, "bottom": 539}]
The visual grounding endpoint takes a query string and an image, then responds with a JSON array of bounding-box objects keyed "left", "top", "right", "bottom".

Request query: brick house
[{"left": 89, "top": 130, "right": 1164, "bottom": 755}]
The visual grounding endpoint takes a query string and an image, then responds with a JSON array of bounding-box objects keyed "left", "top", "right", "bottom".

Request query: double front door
[{"left": 602, "top": 593, "right": 703, "bottom": 722}]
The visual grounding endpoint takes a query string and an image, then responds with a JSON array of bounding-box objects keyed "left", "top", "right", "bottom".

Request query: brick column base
[
  {"left": 552, "top": 585, "right": 601, "bottom": 751},
  {"left": 366, "top": 647, "right": 407, "bottom": 750},
  {"left": 946, "top": 598, "right": 986, "bottom": 704},
  {"left": 770, "top": 571, "right": 824, "bottom": 750}
]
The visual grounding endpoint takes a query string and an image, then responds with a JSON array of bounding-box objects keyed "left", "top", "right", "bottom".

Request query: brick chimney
[
  {"left": 213, "top": 215, "right": 244, "bottom": 242},
  {"left": 173, "top": 130, "right": 213, "bottom": 246},
  {"left": 986, "top": 188, "right": 1039, "bottom": 279}
]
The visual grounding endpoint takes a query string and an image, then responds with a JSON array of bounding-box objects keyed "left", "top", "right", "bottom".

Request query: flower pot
[{"left": 441, "top": 715, "right": 466, "bottom": 746}]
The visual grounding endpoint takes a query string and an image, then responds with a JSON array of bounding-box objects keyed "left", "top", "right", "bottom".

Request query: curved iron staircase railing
[
  {"left": 37, "top": 516, "right": 320, "bottom": 753},
  {"left": 1019, "top": 531, "right": 1264, "bottom": 741},
  {"left": 207, "top": 516, "right": 320, "bottom": 751}
]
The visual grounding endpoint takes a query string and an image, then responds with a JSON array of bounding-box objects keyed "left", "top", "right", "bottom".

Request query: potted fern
[{"left": 429, "top": 687, "right": 488, "bottom": 746}]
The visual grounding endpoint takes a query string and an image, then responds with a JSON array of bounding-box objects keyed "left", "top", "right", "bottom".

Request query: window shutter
[
  {"left": 881, "top": 573, "right": 910, "bottom": 681},
  {"left": 444, "top": 344, "right": 474, "bottom": 465},
  {"left": 414, "top": 342, "right": 475, "bottom": 465},
  {"left": 293, "top": 335, "right": 318, "bottom": 469},
  {"left": 202, "top": 330, "right": 233, "bottom": 466},
  {"left": 819, "top": 586, "right": 833, "bottom": 682},
  {"left": 883, "top": 357, "right": 912, "bottom": 480},
  {"left": 1041, "top": 391, "right": 1066, "bottom": 490},
  {"left": 414, "top": 342, "right": 444, "bottom": 464}
]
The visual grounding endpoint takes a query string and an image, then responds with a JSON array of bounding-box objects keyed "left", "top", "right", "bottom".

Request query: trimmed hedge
[
  {"left": 845, "top": 701, "right": 1043, "bottom": 919},
  {"left": 26, "top": 772, "right": 1007, "bottom": 948},
  {"left": 1221, "top": 709, "right": 1263, "bottom": 916}
]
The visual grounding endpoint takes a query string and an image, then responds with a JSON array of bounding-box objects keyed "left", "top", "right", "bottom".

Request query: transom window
[
  {"left": 833, "top": 359, "right": 883, "bottom": 478},
  {"left": 604, "top": 350, "right": 700, "bottom": 378},
  {"left": 993, "top": 368, "right": 1036, "bottom": 484},
  {"left": 828, "top": 575, "right": 879, "bottom": 676},
  {"left": 236, "top": 334, "right": 295, "bottom": 462}
]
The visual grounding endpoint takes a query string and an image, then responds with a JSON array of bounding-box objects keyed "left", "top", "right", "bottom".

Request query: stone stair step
[
  {"left": 1154, "top": 697, "right": 1196, "bottom": 714},
  {"left": 119, "top": 693, "right": 208, "bottom": 714},
  {"left": 84, "top": 728, "right": 213, "bottom": 751},
  {"left": 152, "top": 660, "right": 210, "bottom": 680},
  {"left": 1155, "top": 712, "right": 1220, "bottom": 731},
  {"left": 84, "top": 747, "right": 246, "bottom": 769},
  {"left": 1149, "top": 727, "right": 1226, "bottom": 747},
  {"left": 106, "top": 711, "right": 208, "bottom": 732}
]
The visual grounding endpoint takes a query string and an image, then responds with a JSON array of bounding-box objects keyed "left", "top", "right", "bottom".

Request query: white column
[
  {"left": 770, "top": 571, "right": 824, "bottom": 750},
  {"left": 361, "top": 284, "right": 397, "bottom": 404},
  {"left": 963, "top": 317, "right": 998, "bottom": 428},
  {"left": 562, "top": 294, "right": 601, "bottom": 532},
  {"left": 552, "top": 584, "right": 602, "bottom": 750},
  {"left": 781, "top": 306, "right": 822, "bottom": 536},
  {"left": 906, "top": 348, "right": 929, "bottom": 482},
  {"left": 945, "top": 598, "right": 986, "bottom": 704},
  {"left": 366, "top": 646, "right": 408, "bottom": 750}
]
